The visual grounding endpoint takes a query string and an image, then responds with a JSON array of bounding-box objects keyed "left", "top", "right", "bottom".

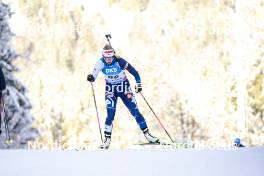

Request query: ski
[
  {"left": 136, "top": 141, "right": 172, "bottom": 146},
  {"left": 135, "top": 141, "right": 195, "bottom": 149}
]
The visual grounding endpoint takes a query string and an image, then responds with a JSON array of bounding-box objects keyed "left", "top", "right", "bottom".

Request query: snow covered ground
[{"left": 0, "top": 147, "right": 263, "bottom": 176}]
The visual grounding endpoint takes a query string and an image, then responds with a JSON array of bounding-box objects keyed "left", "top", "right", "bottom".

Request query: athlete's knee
[{"left": 105, "top": 92, "right": 116, "bottom": 109}]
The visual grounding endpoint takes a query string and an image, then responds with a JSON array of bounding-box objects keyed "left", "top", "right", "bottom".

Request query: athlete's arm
[
  {"left": 117, "top": 58, "right": 141, "bottom": 83},
  {"left": 91, "top": 59, "right": 104, "bottom": 80}
]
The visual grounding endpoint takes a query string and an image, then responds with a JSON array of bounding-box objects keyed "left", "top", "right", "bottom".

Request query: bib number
[{"left": 108, "top": 75, "right": 118, "bottom": 79}]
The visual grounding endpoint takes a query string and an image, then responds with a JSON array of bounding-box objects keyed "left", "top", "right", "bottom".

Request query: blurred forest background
[{"left": 1, "top": 0, "right": 263, "bottom": 149}]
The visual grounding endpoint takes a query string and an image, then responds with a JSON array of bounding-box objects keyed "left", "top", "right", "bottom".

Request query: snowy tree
[{"left": 0, "top": 2, "right": 38, "bottom": 148}]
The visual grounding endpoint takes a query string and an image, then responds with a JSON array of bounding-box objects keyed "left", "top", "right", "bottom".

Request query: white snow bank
[{"left": 0, "top": 147, "right": 263, "bottom": 176}]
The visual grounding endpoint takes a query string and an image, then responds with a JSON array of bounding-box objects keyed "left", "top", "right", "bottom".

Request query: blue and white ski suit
[{"left": 92, "top": 56, "right": 147, "bottom": 138}]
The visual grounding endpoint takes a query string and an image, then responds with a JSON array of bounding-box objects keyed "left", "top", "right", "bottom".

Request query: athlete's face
[{"left": 104, "top": 57, "right": 113, "bottom": 64}]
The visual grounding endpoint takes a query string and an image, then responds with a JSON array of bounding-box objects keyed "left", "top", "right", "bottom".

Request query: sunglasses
[{"left": 104, "top": 57, "right": 113, "bottom": 60}]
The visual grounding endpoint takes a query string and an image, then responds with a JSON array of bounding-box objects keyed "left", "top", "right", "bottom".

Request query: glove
[
  {"left": 87, "top": 74, "right": 95, "bottom": 82},
  {"left": 135, "top": 83, "right": 142, "bottom": 93}
]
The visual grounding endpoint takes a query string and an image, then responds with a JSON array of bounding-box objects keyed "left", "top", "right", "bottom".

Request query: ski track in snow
[{"left": 0, "top": 147, "right": 263, "bottom": 176}]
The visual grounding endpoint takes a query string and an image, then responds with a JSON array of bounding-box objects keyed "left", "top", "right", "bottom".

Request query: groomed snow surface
[{"left": 0, "top": 147, "right": 263, "bottom": 176}]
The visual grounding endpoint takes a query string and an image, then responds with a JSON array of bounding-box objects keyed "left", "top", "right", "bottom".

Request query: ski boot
[
  {"left": 99, "top": 137, "right": 111, "bottom": 149},
  {"left": 143, "top": 128, "right": 160, "bottom": 144}
]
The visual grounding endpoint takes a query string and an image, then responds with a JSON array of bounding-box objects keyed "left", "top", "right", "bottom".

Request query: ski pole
[
  {"left": 90, "top": 82, "right": 103, "bottom": 143},
  {"left": 3, "top": 100, "right": 10, "bottom": 141},
  {"left": 0, "top": 96, "right": 10, "bottom": 141},
  {"left": 0, "top": 96, "right": 3, "bottom": 135},
  {"left": 0, "top": 101, "right": 2, "bottom": 135},
  {"left": 139, "top": 92, "right": 174, "bottom": 143}
]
